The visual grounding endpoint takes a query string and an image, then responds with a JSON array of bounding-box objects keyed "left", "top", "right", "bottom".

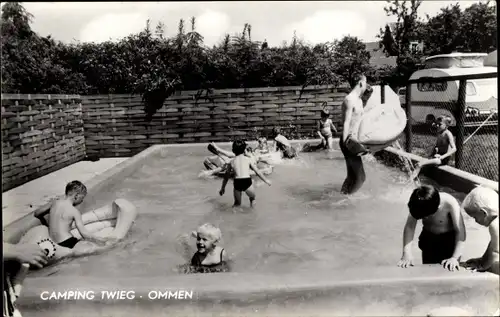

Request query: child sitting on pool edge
[
  {"left": 411, "top": 115, "right": 456, "bottom": 180},
  {"left": 398, "top": 185, "right": 466, "bottom": 271},
  {"left": 461, "top": 186, "right": 499, "bottom": 275},
  {"left": 220, "top": 139, "right": 272, "bottom": 207},
  {"left": 189, "top": 223, "right": 229, "bottom": 273}
]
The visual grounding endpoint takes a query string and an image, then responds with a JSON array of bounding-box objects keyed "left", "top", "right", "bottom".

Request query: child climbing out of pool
[
  {"left": 317, "top": 108, "right": 337, "bottom": 151},
  {"left": 398, "top": 185, "right": 466, "bottom": 271},
  {"left": 219, "top": 140, "right": 271, "bottom": 207},
  {"left": 271, "top": 127, "right": 297, "bottom": 159},
  {"left": 188, "top": 223, "right": 230, "bottom": 273},
  {"left": 461, "top": 186, "right": 499, "bottom": 275},
  {"left": 48, "top": 181, "right": 114, "bottom": 249},
  {"left": 411, "top": 116, "right": 456, "bottom": 180}
]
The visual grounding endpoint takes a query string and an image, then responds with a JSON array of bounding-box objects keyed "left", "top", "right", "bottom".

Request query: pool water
[{"left": 30, "top": 145, "right": 488, "bottom": 278}]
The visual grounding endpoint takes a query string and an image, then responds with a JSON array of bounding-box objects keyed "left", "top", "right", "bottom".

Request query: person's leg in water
[
  {"left": 245, "top": 184, "right": 257, "bottom": 207},
  {"left": 339, "top": 138, "right": 366, "bottom": 194},
  {"left": 233, "top": 188, "right": 243, "bottom": 207}
]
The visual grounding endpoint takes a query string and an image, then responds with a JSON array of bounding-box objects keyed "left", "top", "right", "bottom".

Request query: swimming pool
[{"left": 15, "top": 143, "right": 499, "bottom": 316}]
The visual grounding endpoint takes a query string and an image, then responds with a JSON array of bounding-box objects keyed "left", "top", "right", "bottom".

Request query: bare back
[
  {"left": 230, "top": 155, "right": 252, "bottom": 179},
  {"left": 49, "top": 199, "right": 77, "bottom": 243},
  {"left": 342, "top": 92, "right": 364, "bottom": 139}
]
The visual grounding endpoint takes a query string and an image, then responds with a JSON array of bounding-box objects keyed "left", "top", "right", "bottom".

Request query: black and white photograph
[{"left": 1, "top": 1, "right": 498, "bottom": 316}]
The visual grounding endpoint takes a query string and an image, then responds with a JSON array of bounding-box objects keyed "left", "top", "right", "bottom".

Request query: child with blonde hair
[
  {"left": 462, "top": 186, "right": 499, "bottom": 275},
  {"left": 189, "top": 223, "right": 229, "bottom": 273}
]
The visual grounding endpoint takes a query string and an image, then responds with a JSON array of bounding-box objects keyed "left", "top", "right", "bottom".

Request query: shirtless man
[
  {"left": 219, "top": 140, "right": 271, "bottom": 207},
  {"left": 49, "top": 181, "right": 112, "bottom": 249},
  {"left": 339, "top": 74, "right": 372, "bottom": 195}
]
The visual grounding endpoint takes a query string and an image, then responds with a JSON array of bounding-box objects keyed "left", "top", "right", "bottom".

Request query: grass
[{"left": 397, "top": 126, "right": 498, "bottom": 182}]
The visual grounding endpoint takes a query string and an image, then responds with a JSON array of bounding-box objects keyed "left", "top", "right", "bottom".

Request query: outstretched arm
[
  {"left": 250, "top": 162, "right": 271, "bottom": 186},
  {"left": 71, "top": 209, "right": 108, "bottom": 244},
  {"left": 3, "top": 242, "right": 48, "bottom": 269},
  {"left": 442, "top": 197, "right": 466, "bottom": 271},
  {"left": 398, "top": 214, "right": 417, "bottom": 268},
  {"left": 342, "top": 101, "right": 352, "bottom": 142}
]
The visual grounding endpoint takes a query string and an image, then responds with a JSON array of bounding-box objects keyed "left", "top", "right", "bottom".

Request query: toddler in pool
[{"left": 188, "top": 223, "right": 229, "bottom": 273}]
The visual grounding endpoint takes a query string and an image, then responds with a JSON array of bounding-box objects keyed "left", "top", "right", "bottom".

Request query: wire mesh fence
[{"left": 397, "top": 72, "right": 498, "bottom": 182}]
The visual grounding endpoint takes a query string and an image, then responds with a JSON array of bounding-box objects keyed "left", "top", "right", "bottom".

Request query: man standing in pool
[{"left": 339, "top": 73, "right": 373, "bottom": 195}]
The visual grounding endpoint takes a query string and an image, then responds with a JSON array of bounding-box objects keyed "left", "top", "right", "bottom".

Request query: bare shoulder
[
  {"left": 444, "top": 130, "right": 454, "bottom": 139},
  {"left": 440, "top": 192, "right": 460, "bottom": 212}
]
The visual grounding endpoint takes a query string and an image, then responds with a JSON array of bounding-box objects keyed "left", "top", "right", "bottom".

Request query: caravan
[{"left": 408, "top": 52, "right": 497, "bottom": 127}]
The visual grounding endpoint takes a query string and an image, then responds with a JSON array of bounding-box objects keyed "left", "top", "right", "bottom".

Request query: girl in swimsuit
[
  {"left": 317, "top": 108, "right": 337, "bottom": 151},
  {"left": 189, "top": 224, "right": 229, "bottom": 273}
]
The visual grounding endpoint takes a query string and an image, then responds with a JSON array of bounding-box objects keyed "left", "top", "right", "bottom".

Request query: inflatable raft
[
  {"left": 4, "top": 198, "right": 137, "bottom": 266},
  {"left": 346, "top": 85, "right": 407, "bottom": 155}
]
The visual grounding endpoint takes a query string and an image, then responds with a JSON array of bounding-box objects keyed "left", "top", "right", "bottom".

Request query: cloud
[
  {"left": 196, "top": 10, "right": 231, "bottom": 47},
  {"left": 79, "top": 13, "right": 149, "bottom": 43},
  {"left": 284, "top": 10, "right": 368, "bottom": 45}
]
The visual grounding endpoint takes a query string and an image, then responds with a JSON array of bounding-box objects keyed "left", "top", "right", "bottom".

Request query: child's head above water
[
  {"left": 232, "top": 139, "right": 247, "bottom": 155},
  {"left": 192, "top": 223, "right": 222, "bottom": 254},
  {"left": 65, "top": 180, "right": 87, "bottom": 206},
  {"left": 408, "top": 185, "right": 441, "bottom": 219},
  {"left": 433, "top": 115, "right": 452, "bottom": 132},
  {"left": 462, "top": 186, "right": 498, "bottom": 226}
]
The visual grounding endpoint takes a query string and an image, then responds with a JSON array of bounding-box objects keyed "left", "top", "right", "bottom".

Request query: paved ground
[{"left": 2, "top": 158, "right": 127, "bottom": 226}]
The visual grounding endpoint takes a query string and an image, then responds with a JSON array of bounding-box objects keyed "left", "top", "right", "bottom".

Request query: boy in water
[
  {"left": 398, "top": 185, "right": 466, "bottom": 271},
  {"left": 219, "top": 140, "right": 271, "bottom": 207},
  {"left": 339, "top": 73, "right": 372, "bottom": 195},
  {"left": 48, "top": 181, "right": 112, "bottom": 249},
  {"left": 411, "top": 116, "right": 456, "bottom": 180},
  {"left": 461, "top": 186, "right": 499, "bottom": 275},
  {"left": 271, "top": 127, "right": 297, "bottom": 159},
  {"left": 317, "top": 108, "right": 337, "bottom": 151},
  {"left": 190, "top": 223, "right": 229, "bottom": 273}
]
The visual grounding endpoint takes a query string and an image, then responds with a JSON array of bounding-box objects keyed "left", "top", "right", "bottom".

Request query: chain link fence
[{"left": 398, "top": 72, "right": 498, "bottom": 182}]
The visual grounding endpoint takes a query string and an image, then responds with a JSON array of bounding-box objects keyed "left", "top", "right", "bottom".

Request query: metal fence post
[
  {"left": 405, "top": 83, "right": 412, "bottom": 153},
  {"left": 455, "top": 80, "right": 467, "bottom": 169},
  {"left": 380, "top": 82, "right": 385, "bottom": 104}
]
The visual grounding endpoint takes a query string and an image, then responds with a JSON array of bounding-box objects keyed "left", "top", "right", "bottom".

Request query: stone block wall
[
  {"left": 82, "top": 85, "right": 350, "bottom": 157},
  {"left": 1, "top": 94, "right": 85, "bottom": 191}
]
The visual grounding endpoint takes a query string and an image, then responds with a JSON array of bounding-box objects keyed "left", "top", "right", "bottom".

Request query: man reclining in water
[{"left": 47, "top": 181, "right": 115, "bottom": 249}]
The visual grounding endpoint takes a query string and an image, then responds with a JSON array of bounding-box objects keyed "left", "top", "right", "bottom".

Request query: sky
[{"left": 20, "top": 1, "right": 487, "bottom": 47}]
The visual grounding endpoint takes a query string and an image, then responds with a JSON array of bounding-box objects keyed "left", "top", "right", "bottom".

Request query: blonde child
[
  {"left": 462, "top": 186, "right": 499, "bottom": 275},
  {"left": 190, "top": 223, "right": 229, "bottom": 273}
]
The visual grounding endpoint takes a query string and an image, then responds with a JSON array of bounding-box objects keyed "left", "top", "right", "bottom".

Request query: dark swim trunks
[
  {"left": 418, "top": 229, "right": 457, "bottom": 264},
  {"left": 58, "top": 237, "right": 79, "bottom": 249},
  {"left": 234, "top": 178, "right": 252, "bottom": 192}
]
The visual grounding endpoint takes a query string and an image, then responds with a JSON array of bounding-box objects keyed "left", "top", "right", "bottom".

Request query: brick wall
[
  {"left": 1, "top": 94, "right": 85, "bottom": 191},
  {"left": 83, "top": 85, "right": 350, "bottom": 157}
]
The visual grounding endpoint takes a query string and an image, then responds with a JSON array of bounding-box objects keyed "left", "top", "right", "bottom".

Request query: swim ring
[{"left": 16, "top": 198, "right": 137, "bottom": 266}]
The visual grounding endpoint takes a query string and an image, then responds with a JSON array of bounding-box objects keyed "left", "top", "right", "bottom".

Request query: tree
[
  {"left": 332, "top": 36, "right": 372, "bottom": 86},
  {"left": 380, "top": 25, "right": 398, "bottom": 56}
]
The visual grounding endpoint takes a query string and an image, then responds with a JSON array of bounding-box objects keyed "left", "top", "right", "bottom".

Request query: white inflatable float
[
  {"left": 18, "top": 198, "right": 137, "bottom": 266},
  {"left": 346, "top": 85, "right": 407, "bottom": 155}
]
